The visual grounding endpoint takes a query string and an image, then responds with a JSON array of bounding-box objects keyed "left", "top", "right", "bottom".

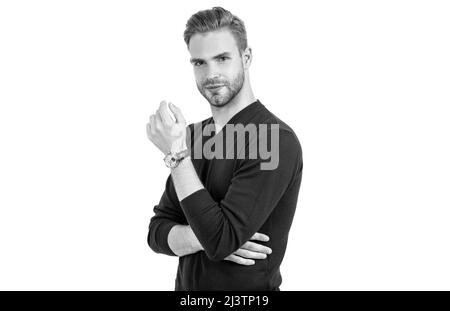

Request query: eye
[
  {"left": 218, "top": 56, "right": 229, "bottom": 62},
  {"left": 194, "top": 61, "right": 204, "bottom": 67}
]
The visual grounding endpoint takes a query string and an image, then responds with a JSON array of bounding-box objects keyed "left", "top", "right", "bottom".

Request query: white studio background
[{"left": 0, "top": 0, "right": 449, "bottom": 290}]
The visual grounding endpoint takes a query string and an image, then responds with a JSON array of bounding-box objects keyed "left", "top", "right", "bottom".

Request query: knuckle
[
  {"left": 245, "top": 243, "right": 256, "bottom": 252},
  {"left": 236, "top": 249, "right": 245, "bottom": 257},
  {"left": 240, "top": 250, "right": 250, "bottom": 258},
  {"left": 249, "top": 243, "right": 259, "bottom": 252}
]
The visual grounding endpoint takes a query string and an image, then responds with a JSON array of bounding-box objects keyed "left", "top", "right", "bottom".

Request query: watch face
[
  {"left": 164, "top": 154, "right": 177, "bottom": 168},
  {"left": 164, "top": 149, "right": 188, "bottom": 168}
]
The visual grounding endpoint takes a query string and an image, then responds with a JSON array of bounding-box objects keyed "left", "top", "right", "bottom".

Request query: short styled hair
[{"left": 183, "top": 7, "right": 248, "bottom": 53}]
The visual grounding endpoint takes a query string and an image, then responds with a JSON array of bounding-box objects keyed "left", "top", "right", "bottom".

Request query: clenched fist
[{"left": 146, "top": 101, "right": 187, "bottom": 154}]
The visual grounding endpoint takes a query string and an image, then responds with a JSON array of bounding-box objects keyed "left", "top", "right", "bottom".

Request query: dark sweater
[{"left": 148, "top": 100, "right": 303, "bottom": 291}]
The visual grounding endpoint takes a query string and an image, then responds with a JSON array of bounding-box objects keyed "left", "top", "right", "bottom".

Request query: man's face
[{"left": 189, "top": 28, "right": 245, "bottom": 107}]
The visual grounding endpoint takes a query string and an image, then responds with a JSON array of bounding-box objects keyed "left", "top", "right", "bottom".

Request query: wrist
[
  {"left": 164, "top": 148, "right": 190, "bottom": 169},
  {"left": 170, "top": 138, "right": 187, "bottom": 153},
  {"left": 171, "top": 154, "right": 191, "bottom": 170}
]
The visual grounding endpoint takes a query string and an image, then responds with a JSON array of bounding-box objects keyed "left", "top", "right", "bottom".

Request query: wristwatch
[{"left": 163, "top": 149, "right": 190, "bottom": 169}]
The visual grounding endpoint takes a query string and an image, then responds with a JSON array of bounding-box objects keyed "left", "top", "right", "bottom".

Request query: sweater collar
[{"left": 208, "top": 99, "right": 264, "bottom": 129}]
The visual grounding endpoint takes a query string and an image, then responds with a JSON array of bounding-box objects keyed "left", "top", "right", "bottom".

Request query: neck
[{"left": 210, "top": 79, "right": 256, "bottom": 133}]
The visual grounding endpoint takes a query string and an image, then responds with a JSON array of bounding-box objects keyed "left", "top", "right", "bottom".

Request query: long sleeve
[
  {"left": 179, "top": 128, "right": 302, "bottom": 261},
  {"left": 147, "top": 174, "right": 188, "bottom": 256}
]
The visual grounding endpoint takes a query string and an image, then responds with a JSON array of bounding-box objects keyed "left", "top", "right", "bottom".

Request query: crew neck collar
[{"left": 208, "top": 99, "right": 264, "bottom": 129}]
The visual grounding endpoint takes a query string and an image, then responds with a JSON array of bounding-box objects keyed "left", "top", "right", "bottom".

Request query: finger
[
  {"left": 158, "top": 101, "right": 175, "bottom": 126},
  {"left": 234, "top": 248, "right": 267, "bottom": 260},
  {"left": 168, "top": 102, "right": 186, "bottom": 124},
  {"left": 154, "top": 111, "right": 163, "bottom": 130},
  {"left": 250, "top": 232, "right": 270, "bottom": 242},
  {"left": 223, "top": 254, "right": 255, "bottom": 266},
  {"left": 146, "top": 123, "right": 152, "bottom": 139},
  {"left": 241, "top": 241, "right": 272, "bottom": 255},
  {"left": 148, "top": 115, "right": 156, "bottom": 135}
]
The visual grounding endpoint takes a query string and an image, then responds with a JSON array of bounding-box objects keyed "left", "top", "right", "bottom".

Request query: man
[{"left": 146, "top": 7, "right": 303, "bottom": 291}]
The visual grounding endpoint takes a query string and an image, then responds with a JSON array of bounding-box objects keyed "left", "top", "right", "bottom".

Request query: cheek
[
  {"left": 193, "top": 70, "right": 204, "bottom": 84},
  {"left": 228, "top": 61, "right": 243, "bottom": 77}
]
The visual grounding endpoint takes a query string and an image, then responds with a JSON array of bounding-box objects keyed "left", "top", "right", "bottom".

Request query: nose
[{"left": 205, "top": 63, "right": 221, "bottom": 81}]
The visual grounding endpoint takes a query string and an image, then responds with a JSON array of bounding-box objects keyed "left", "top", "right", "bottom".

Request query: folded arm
[
  {"left": 171, "top": 129, "right": 302, "bottom": 261},
  {"left": 147, "top": 175, "right": 188, "bottom": 256},
  {"left": 148, "top": 173, "right": 273, "bottom": 263}
]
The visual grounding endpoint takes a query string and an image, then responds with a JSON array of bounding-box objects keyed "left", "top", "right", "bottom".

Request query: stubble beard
[{"left": 197, "top": 67, "right": 245, "bottom": 108}]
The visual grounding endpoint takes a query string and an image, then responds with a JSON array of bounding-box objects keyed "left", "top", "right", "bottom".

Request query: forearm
[
  {"left": 168, "top": 224, "right": 204, "bottom": 257},
  {"left": 170, "top": 156, "right": 204, "bottom": 201}
]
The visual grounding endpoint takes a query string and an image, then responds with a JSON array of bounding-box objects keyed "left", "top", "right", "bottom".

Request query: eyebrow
[{"left": 190, "top": 52, "right": 232, "bottom": 64}]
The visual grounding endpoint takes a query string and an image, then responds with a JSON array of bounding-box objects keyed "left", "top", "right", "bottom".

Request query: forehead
[{"left": 188, "top": 28, "right": 239, "bottom": 58}]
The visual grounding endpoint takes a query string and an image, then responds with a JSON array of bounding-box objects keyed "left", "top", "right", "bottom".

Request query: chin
[
  {"left": 210, "top": 98, "right": 229, "bottom": 107},
  {"left": 204, "top": 91, "right": 232, "bottom": 107},
  {"left": 209, "top": 95, "right": 232, "bottom": 107}
]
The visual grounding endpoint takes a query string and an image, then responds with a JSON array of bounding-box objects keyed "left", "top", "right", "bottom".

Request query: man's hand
[
  {"left": 169, "top": 226, "right": 272, "bottom": 266},
  {"left": 224, "top": 232, "right": 272, "bottom": 266},
  {"left": 147, "top": 100, "right": 187, "bottom": 154}
]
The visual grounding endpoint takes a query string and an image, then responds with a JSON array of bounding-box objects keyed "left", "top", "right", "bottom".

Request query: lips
[{"left": 205, "top": 84, "right": 225, "bottom": 90}]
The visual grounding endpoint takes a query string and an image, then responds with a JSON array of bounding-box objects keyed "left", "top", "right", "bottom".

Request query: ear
[{"left": 242, "top": 47, "right": 252, "bottom": 69}]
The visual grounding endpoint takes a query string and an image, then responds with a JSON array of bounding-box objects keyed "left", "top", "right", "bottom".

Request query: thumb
[{"left": 168, "top": 102, "right": 186, "bottom": 124}]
